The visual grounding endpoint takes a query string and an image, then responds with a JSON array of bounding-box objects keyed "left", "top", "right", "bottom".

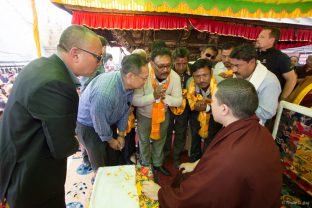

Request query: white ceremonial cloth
[{"left": 90, "top": 165, "right": 139, "bottom": 208}]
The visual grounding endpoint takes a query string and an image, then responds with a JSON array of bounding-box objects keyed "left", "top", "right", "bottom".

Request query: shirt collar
[
  {"left": 195, "top": 84, "right": 211, "bottom": 97},
  {"left": 259, "top": 47, "right": 275, "bottom": 54},
  {"left": 117, "top": 72, "right": 133, "bottom": 96},
  {"left": 56, "top": 54, "right": 80, "bottom": 86},
  {"left": 67, "top": 67, "right": 80, "bottom": 86}
]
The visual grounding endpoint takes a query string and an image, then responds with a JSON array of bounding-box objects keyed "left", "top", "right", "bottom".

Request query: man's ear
[
  {"left": 125, "top": 72, "right": 133, "bottom": 80},
  {"left": 221, "top": 104, "right": 230, "bottom": 116},
  {"left": 69, "top": 47, "right": 80, "bottom": 63},
  {"left": 269, "top": 37, "right": 276, "bottom": 46}
]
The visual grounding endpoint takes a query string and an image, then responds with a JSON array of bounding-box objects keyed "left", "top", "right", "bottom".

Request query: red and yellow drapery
[
  {"left": 70, "top": 11, "right": 312, "bottom": 48},
  {"left": 51, "top": 0, "right": 312, "bottom": 19}
]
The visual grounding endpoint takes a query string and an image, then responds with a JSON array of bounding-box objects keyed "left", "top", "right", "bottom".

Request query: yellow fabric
[
  {"left": 287, "top": 76, "right": 312, "bottom": 108},
  {"left": 51, "top": 0, "right": 312, "bottom": 18},
  {"left": 224, "top": 70, "right": 233, "bottom": 76},
  {"left": 210, "top": 76, "right": 217, "bottom": 96},
  {"left": 293, "top": 83, "right": 312, "bottom": 105},
  {"left": 31, "top": 0, "right": 41, "bottom": 57},
  {"left": 187, "top": 79, "right": 210, "bottom": 138},
  {"left": 125, "top": 112, "right": 135, "bottom": 135},
  {"left": 170, "top": 89, "right": 187, "bottom": 115},
  {"left": 150, "top": 67, "right": 170, "bottom": 140},
  {"left": 291, "top": 135, "right": 312, "bottom": 189}
]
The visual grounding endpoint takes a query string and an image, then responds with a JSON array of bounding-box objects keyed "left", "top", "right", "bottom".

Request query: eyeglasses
[
  {"left": 133, "top": 73, "right": 148, "bottom": 81},
  {"left": 205, "top": 53, "right": 216, "bottom": 60},
  {"left": 76, "top": 47, "right": 103, "bottom": 63},
  {"left": 153, "top": 62, "right": 171, "bottom": 71},
  {"left": 58, "top": 44, "right": 103, "bottom": 63}
]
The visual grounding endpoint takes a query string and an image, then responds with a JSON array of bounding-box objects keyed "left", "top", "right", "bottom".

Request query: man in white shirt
[
  {"left": 229, "top": 44, "right": 281, "bottom": 125},
  {"left": 132, "top": 46, "right": 182, "bottom": 176},
  {"left": 213, "top": 41, "right": 237, "bottom": 83}
]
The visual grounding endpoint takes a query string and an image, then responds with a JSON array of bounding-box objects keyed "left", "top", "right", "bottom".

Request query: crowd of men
[{"left": 0, "top": 25, "right": 311, "bottom": 208}]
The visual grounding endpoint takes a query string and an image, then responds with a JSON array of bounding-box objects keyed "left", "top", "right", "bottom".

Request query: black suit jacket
[{"left": 0, "top": 55, "right": 79, "bottom": 207}]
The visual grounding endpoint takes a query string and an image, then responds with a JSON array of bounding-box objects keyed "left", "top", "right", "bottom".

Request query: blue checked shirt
[{"left": 77, "top": 71, "right": 133, "bottom": 142}]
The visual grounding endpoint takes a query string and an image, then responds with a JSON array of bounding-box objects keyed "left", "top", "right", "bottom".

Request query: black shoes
[{"left": 153, "top": 165, "right": 171, "bottom": 176}]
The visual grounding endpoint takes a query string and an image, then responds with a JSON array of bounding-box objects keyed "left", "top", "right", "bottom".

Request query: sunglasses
[
  {"left": 76, "top": 47, "right": 103, "bottom": 63},
  {"left": 205, "top": 53, "right": 216, "bottom": 60},
  {"left": 58, "top": 44, "right": 103, "bottom": 63}
]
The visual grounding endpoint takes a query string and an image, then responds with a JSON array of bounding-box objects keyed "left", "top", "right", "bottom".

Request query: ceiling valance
[
  {"left": 72, "top": 11, "right": 312, "bottom": 44},
  {"left": 72, "top": 11, "right": 189, "bottom": 30},
  {"left": 52, "top": 0, "right": 312, "bottom": 18}
]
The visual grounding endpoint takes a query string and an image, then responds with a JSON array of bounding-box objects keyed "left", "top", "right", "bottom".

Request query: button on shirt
[{"left": 77, "top": 71, "right": 133, "bottom": 142}]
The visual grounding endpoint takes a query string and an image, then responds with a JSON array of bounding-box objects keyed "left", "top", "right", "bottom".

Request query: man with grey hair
[
  {"left": 0, "top": 25, "right": 103, "bottom": 207},
  {"left": 142, "top": 78, "right": 282, "bottom": 208},
  {"left": 76, "top": 54, "right": 149, "bottom": 176}
]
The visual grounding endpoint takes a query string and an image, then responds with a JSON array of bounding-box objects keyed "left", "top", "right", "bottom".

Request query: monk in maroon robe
[{"left": 142, "top": 78, "right": 282, "bottom": 208}]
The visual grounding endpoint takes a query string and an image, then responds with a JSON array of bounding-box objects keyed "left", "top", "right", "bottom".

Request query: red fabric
[
  {"left": 71, "top": 11, "right": 312, "bottom": 48},
  {"left": 189, "top": 17, "right": 262, "bottom": 40},
  {"left": 276, "top": 42, "right": 312, "bottom": 50},
  {"left": 158, "top": 116, "right": 282, "bottom": 208},
  {"left": 280, "top": 29, "right": 295, "bottom": 41},
  {"left": 189, "top": 17, "right": 312, "bottom": 43},
  {"left": 297, "top": 29, "right": 312, "bottom": 41},
  {"left": 72, "top": 11, "right": 188, "bottom": 30}
]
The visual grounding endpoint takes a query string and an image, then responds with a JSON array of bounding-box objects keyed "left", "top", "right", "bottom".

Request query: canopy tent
[
  {"left": 50, "top": 0, "right": 312, "bottom": 59},
  {"left": 51, "top": 0, "right": 312, "bottom": 18}
]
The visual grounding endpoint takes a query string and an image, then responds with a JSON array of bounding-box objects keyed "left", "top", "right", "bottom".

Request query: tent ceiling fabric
[
  {"left": 71, "top": 12, "right": 312, "bottom": 43},
  {"left": 51, "top": 0, "right": 312, "bottom": 59},
  {"left": 51, "top": 0, "right": 312, "bottom": 18},
  {"left": 72, "top": 11, "right": 189, "bottom": 30}
]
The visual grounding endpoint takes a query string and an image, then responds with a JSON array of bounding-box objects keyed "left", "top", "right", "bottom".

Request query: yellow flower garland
[
  {"left": 170, "top": 89, "right": 187, "bottom": 115},
  {"left": 187, "top": 79, "right": 210, "bottom": 138}
]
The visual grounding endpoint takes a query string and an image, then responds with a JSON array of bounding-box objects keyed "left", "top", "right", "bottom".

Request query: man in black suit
[{"left": 0, "top": 25, "right": 103, "bottom": 208}]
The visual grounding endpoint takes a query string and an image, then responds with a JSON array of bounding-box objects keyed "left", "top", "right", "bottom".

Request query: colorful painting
[{"left": 273, "top": 101, "right": 312, "bottom": 198}]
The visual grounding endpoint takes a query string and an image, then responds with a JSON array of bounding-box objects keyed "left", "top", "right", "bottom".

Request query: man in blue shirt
[
  {"left": 76, "top": 54, "right": 149, "bottom": 174},
  {"left": 230, "top": 44, "right": 281, "bottom": 125}
]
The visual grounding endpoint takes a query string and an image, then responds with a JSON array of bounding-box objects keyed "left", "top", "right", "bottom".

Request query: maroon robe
[{"left": 158, "top": 115, "right": 282, "bottom": 208}]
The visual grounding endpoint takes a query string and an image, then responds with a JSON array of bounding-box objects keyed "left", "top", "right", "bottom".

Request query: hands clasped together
[
  {"left": 107, "top": 136, "right": 125, "bottom": 151},
  {"left": 153, "top": 84, "right": 166, "bottom": 100},
  {"left": 194, "top": 99, "right": 211, "bottom": 112}
]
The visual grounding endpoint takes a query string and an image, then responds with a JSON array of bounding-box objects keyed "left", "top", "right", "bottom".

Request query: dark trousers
[
  {"left": 189, "top": 111, "right": 222, "bottom": 162},
  {"left": 76, "top": 122, "right": 121, "bottom": 171},
  {"left": 120, "top": 128, "right": 136, "bottom": 164},
  {"left": 164, "top": 105, "right": 190, "bottom": 163}
]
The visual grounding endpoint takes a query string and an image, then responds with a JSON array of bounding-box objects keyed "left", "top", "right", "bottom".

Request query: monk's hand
[
  {"left": 117, "top": 136, "right": 125, "bottom": 150},
  {"left": 194, "top": 100, "right": 207, "bottom": 112},
  {"left": 107, "top": 138, "right": 120, "bottom": 150},
  {"left": 180, "top": 161, "right": 199, "bottom": 174},
  {"left": 142, "top": 181, "right": 160, "bottom": 200}
]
